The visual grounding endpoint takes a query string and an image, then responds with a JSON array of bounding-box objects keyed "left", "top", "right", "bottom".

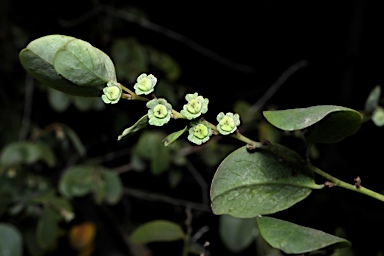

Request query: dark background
[{"left": 1, "top": 1, "right": 384, "bottom": 255}]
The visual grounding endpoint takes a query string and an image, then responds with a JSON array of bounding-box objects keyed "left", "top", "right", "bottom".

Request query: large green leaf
[
  {"left": 219, "top": 215, "right": 258, "bottom": 253},
  {"left": 0, "top": 141, "right": 56, "bottom": 167},
  {"left": 256, "top": 216, "right": 351, "bottom": 254},
  {"left": 263, "top": 105, "right": 362, "bottom": 144},
  {"left": 210, "top": 145, "right": 322, "bottom": 218},
  {"left": 0, "top": 223, "right": 23, "bottom": 256},
  {"left": 53, "top": 38, "right": 116, "bottom": 87},
  {"left": 19, "top": 35, "right": 102, "bottom": 97},
  {"left": 130, "top": 220, "right": 185, "bottom": 244}
]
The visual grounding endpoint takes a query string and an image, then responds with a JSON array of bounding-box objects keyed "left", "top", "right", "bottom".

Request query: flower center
[
  {"left": 105, "top": 86, "right": 121, "bottom": 100},
  {"left": 138, "top": 78, "right": 152, "bottom": 91},
  {"left": 194, "top": 124, "right": 208, "bottom": 139},
  {"left": 219, "top": 116, "right": 235, "bottom": 132},
  {"left": 153, "top": 104, "right": 168, "bottom": 118},
  {"left": 187, "top": 99, "right": 202, "bottom": 114}
]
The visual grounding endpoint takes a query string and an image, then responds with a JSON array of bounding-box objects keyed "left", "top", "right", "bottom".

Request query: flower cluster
[
  {"left": 101, "top": 81, "right": 122, "bottom": 104},
  {"left": 134, "top": 73, "right": 157, "bottom": 95}
]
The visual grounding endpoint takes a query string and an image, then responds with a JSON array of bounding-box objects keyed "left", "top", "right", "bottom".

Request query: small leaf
[
  {"left": 365, "top": 85, "right": 381, "bottom": 113},
  {"left": 162, "top": 126, "right": 188, "bottom": 147},
  {"left": 0, "top": 141, "right": 56, "bottom": 167},
  {"left": 117, "top": 114, "right": 148, "bottom": 141},
  {"left": 372, "top": 107, "right": 384, "bottom": 126},
  {"left": 219, "top": 215, "right": 258, "bottom": 253},
  {"left": 256, "top": 216, "right": 351, "bottom": 254},
  {"left": 36, "top": 207, "right": 60, "bottom": 249},
  {"left": 130, "top": 220, "right": 185, "bottom": 244},
  {"left": 263, "top": 105, "right": 362, "bottom": 144},
  {"left": 19, "top": 35, "right": 102, "bottom": 97},
  {"left": 210, "top": 146, "right": 321, "bottom": 218},
  {"left": 101, "top": 170, "right": 123, "bottom": 204},
  {"left": 0, "top": 223, "right": 23, "bottom": 256},
  {"left": 59, "top": 165, "right": 96, "bottom": 198}
]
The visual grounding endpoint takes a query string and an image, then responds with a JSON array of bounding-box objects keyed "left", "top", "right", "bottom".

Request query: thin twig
[
  {"left": 185, "top": 158, "right": 209, "bottom": 206},
  {"left": 124, "top": 187, "right": 211, "bottom": 212},
  {"left": 249, "top": 59, "right": 308, "bottom": 114},
  {"left": 19, "top": 75, "right": 34, "bottom": 141}
]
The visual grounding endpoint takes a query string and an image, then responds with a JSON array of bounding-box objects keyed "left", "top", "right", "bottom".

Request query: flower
[
  {"left": 180, "top": 92, "right": 209, "bottom": 120},
  {"left": 101, "top": 81, "right": 122, "bottom": 104},
  {"left": 188, "top": 120, "right": 212, "bottom": 145},
  {"left": 146, "top": 98, "right": 172, "bottom": 126},
  {"left": 216, "top": 112, "right": 241, "bottom": 135},
  {"left": 134, "top": 73, "right": 157, "bottom": 95}
]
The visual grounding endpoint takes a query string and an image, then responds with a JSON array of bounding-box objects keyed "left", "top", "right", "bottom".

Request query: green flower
[
  {"left": 216, "top": 112, "right": 241, "bottom": 135},
  {"left": 188, "top": 120, "right": 212, "bottom": 145},
  {"left": 134, "top": 73, "right": 157, "bottom": 95},
  {"left": 101, "top": 81, "right": 122, "bottom": 104},
  {"left": 180, "top": 92, "right": 209, "bottom": 120},
  {"left": 147, "top": 98, "right": 172, "bottom": 126}
]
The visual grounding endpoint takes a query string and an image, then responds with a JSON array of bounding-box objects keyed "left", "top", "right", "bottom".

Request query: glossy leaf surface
[
  {"left": 211, "top": 146, "right": 321, "bottom": 218},
  {"left": 263, "top": 105, "right": 362, "bottom": 143}
]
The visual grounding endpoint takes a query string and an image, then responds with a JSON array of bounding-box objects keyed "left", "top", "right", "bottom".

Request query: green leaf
[
  {"left": 219, "top": 215, "right": 258, "bottom": 253},
  {"left": 101, "top": 170, "right": 123, "bottom": 204},
  {"left": 162, "top": 126, "right": 188, "bottom": 147},
  {"left": 210, "top": 146, "right": 321, "bottom": 218},
  {"left": 135, "top": 131, "right": 171, "bottom": 175},
  {"left": 19, "top": 35, "right": 102, "bottom": 97},
  {"left": 58, "top": 165, "right": 96, "bottom": 198},
  {"left": 365, "top": 85, "right": 381, "bottom": 113},
  {"left": 130, "top": 220, "right": 185, "bottom": 244},
  {"left": 0, "top": 223, "right": 23, "bottom": 256},
  {"left": 256, "top": 216, "right": 351, "bottom": 254},
  {"left": 263, "top": 105, "right": 362, "bottom": 144},
  {"left": 117, "top": 114, "right": 149, "bottom": 141},
  {"left": 0, "top": 141, "right": 56, "bottom": 167},
  {"left": 53, "top": 38, "right": 116, "bottom": 87},
  {"left": 372, "top": 107, "right": 384, "bottom": 126},
  {"left": 36, "top": 207, "right": 60, "bottom": 249}
]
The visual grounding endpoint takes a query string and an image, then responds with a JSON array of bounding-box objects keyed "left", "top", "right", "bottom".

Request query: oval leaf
[
  {"left": 256, "top": 216, "right": 351, "bottom": 254},
  {"left": 130, "top": 220, "right": 185, "bottom": 244},
  {"left": 0, "top": 223, "right": 23, "bottom": 256},
  {"left": 36, "top": 207, "right": 60, "bottom": 249},
  {"left": 59, "top": 165, "right": 96, "bottom": 198},
  {"left": 210, "top": 146, "right": 321, "bottom": 218},
  {"left": 101, "top": 170, "right": 123, "bottom": 204},
  {"left": 117, "top": 114, "right": 149, "bottom": 141},
  {"left": 365, "top": 85, "right": 381, "bottom": 113},
  {"left": 19, "top": 35, "right": 101, "bottom": 97},
  {"left": 263, "top": 105, "right": 362, "bottom": 144},
  {"left": 0, "top": 141, "right": 56, "bottom": 167},
  {"left": 219, "top": 215, "right": 258, "bottom": 253},
  {"left": 53, "top": 38, "right": 116, "bottom": 87}
]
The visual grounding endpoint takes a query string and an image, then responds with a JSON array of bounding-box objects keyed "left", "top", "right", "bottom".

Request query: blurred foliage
[{"left": 2, "top": 2, "right": 384, "bottom": 256}]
